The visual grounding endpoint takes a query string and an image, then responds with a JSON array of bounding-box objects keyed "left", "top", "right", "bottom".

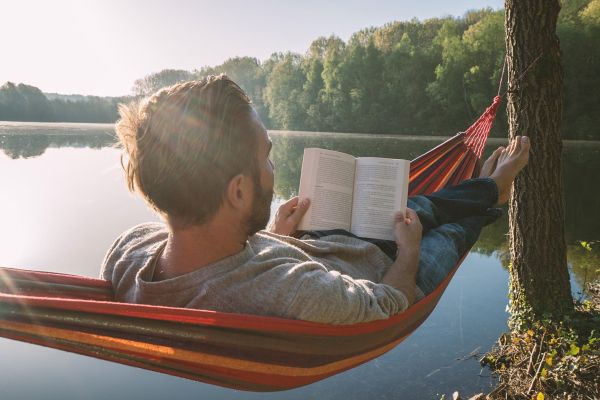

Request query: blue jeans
[{"left": 303, "top": 178, "right": 502, "bottom": 294}]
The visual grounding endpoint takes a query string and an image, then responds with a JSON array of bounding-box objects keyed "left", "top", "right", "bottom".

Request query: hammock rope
[{"left": 0, "top": 96, "right": 502, "bottom": 391}]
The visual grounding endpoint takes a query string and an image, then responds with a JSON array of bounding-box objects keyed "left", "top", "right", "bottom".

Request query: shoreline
[{"left": 1, "top": 123, "right": 599, "bottom": 146}]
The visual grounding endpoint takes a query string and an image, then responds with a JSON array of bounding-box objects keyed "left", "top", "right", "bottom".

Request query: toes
[
  {"left": 506, "top": 139, "right": 514, "bottom": 155},
  {"left": 498, "top": 147, "right": 509, "bottom": 160},
  {"left": 513, "top": 136, "right": 522, "bottom": 153},
  {"left": 487, "top": 148, "right": 502, "bottom": 162},
  {"left": 519, "top": 137, "right": 530, "bottom": 165},
  {"left": 520, "top": 136, "right": 530, "bottom": 152}
]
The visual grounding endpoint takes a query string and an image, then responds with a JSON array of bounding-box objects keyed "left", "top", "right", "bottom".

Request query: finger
[
  {"left": 289, "top": 198, "right": 310, "bottom": 222},
  {"left": 283, "top": 196, "right": 299, "bottom": 208},
  {"left": 394, "top": 211, "right": 405, "bottom": 223},
  {"left": 279, "top": 197, "right": 299, "bottom": 214},
  {"left": 405, "top": 209, "right": 421, "bottom": 225},
  {"left": 405, "top": 208, "right": 418, "bottom": 219}
]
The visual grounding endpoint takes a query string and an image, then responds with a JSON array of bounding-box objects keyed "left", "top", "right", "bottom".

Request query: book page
[
  {"left": 297, "top": 148, "right": 356, "bottom": 231},
  {"left": 350, "top": 157, "right": 410, "bottom": 241}
]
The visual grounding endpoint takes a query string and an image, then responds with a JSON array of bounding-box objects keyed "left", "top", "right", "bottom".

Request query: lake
[{"left": 1, "top": 122, "right": 599, "bottom": 399}]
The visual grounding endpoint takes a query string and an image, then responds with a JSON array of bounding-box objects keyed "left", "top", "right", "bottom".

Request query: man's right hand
[
  {"left": 381, "top": 208, "right": 422, "bottom": 306},
  {"left": 393, "top": 208, "right": 422, "bottom": 253}
]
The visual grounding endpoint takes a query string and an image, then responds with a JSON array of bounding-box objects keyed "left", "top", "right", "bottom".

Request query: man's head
[{"left": 116, "top": 75, "right": 274, "bottom": 235}]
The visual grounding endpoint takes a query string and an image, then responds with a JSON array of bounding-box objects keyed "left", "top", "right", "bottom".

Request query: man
[{"left": 101, "top": 75, "right": 529, "bottom": 324}]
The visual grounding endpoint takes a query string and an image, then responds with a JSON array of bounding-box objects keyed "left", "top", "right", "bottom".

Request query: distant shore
[
  {"left": 0, "top": 121, "right": 115, "bottom": 136},
  {"left": 1, "top": 122, "right": 599, "bottom": 147}
]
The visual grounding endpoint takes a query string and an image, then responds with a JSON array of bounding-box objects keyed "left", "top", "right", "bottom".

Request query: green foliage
[
  {"left": 569, "top": 241, "right": 600, "bottom": 297},
  {"left": 580, "top": 0, "right": 600, "bottom": 24},
  {"left": 131, "top": 69, "right": 194, "bottom": 97},
  {"left": 0, "top": 82, "right": 52, "bottom": 121},
  {"left": 0, "top": 82, "right": 127, "bottom": 123},
  {"left": 264, "top": 53, "right": 306, "bottom": 130},
  {"left": 560, "top": 0, "right": 593, "bottom": 23},
  {"left": 3, "top": 1, "right": 600, "bottom": 134},
  {"left": 196, "top": 57, "right": 270, "bottom": 125},
  {"left": 254, "top": 0, "right": 600, "bottom": 137}
]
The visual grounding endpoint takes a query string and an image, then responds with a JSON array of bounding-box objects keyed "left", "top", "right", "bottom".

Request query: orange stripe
[
  {"left": 411, "top": 148, "right": 467, "bottom": 194},
  {"left": 0, "top": 319, "right": 411, "bottom": 380},
  {"left": 0, "top": 328, "right": 276, "bottom": 391}
]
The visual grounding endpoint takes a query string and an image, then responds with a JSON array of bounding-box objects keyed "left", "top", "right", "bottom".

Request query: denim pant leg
[
  {"left": 415, "top": 214, "right": 499, "bottom": 294},
  {"left": 410, "top": 178, "right": 503, "bottom": 294},
  {"left": 408, "top": 177, "right": 500, "bottom": 232}
]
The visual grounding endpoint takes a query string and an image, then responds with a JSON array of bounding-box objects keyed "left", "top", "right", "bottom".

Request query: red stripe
[{"left": 0, "top": 266, "right": 110, "bottom": 289}]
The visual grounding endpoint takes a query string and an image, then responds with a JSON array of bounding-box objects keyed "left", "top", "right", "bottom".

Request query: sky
[{"left": 1, "top": 0, "right": 503, "bottom": 97}]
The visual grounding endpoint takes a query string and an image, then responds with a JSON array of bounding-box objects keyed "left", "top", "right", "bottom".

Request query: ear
[{"left": 225, "top": 173, "right": 252, "bottom": 210}]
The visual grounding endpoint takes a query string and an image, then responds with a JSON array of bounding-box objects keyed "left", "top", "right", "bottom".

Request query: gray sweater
[{"left": 100, "top": 223, "right": 421, "bottom": 324}]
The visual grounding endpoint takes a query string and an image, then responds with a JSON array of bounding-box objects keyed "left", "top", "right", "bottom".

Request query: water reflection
[
  {"left": 0, "top": 128, "right": 599, "bottom": 399},
  {"left": 0, "top": 132, "right": 115, "bottom": 159}
]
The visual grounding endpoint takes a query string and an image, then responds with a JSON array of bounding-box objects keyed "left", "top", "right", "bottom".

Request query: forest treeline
[
  {"left": 0, "top": 82, "right": 129, "bottom": 123},
  {"left": 1, "top": 0, "right": 598, "bottom": 139}
]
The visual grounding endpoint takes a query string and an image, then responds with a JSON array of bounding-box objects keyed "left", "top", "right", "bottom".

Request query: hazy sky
[{"left": 1, "top": 0, "right": 503, "bottom": 96}]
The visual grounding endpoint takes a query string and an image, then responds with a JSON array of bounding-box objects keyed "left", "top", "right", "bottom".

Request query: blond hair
[{"left": 115, "top": 75, "right": 257, "bottom": 226}]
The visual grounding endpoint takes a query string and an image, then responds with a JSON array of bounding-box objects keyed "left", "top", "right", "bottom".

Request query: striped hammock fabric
[{"left": 0, "top": 96, "right": 502, "bottom": 392}]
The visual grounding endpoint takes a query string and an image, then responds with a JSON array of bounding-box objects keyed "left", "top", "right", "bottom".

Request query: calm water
[{"left": 1, "top": 123, "right": 599, "bottom": 399}]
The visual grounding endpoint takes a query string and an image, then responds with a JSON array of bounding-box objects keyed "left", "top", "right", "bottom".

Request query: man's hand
[
  {"left": 393, "top": 208, "right": 422, "bottom": 253},
  {"left": 267, "top": 197, "right": 311, "bottom": 236},
  {"left": 381, "top": 208, "right": 423, "bottom": 305}
]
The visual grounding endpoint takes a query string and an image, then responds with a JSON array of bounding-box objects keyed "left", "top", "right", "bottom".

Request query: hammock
[{"left": 0, "top": 96, "right": 502, "bottom": 392}]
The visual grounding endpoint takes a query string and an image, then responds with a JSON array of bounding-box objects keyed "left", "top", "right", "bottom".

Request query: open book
[{"left": 297, "top": 148, "right": 410, "bottom": 241}]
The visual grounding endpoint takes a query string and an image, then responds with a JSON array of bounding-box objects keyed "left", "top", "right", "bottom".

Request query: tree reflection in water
[{"left": 0, "top": 133, "right": 116, "bottom": 159}]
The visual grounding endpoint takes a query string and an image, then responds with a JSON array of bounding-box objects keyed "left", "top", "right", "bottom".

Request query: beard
[{"left": 244, "top": 174, "right": 273, "bottom": 236}]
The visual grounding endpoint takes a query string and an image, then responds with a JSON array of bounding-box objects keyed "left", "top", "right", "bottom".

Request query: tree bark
[{"left": 505, "top": 0, "right": 573, "bottom": 319}]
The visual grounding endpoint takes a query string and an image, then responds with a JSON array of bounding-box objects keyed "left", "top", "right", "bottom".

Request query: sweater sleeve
[{"left": 282, "top": 261, "right": 410, "bottom": 324}]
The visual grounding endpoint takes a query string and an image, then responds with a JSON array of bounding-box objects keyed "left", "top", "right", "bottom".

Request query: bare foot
[
  {"left": 488, "top": 136, "right": 531, "bottom": 204},
  {"left": 480, "top": 147, "right": 504, "bottom": 178}
]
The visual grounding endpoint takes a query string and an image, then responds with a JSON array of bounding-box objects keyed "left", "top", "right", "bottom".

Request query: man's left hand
[{"left": 267, "top": 197, "right": 310, "bottom": 236}]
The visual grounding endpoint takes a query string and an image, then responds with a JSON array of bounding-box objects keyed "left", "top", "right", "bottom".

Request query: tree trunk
[{"left": 505, "top": 0, "right": 573, "bottom": 319}]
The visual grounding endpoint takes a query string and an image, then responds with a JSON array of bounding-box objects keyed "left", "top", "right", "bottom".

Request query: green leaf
[
  {"left": 568, "top": 343, "right": 580, "bottom": 356},
  {"left": 582, "top": 344, "right": 590, "bottom": 352}
]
